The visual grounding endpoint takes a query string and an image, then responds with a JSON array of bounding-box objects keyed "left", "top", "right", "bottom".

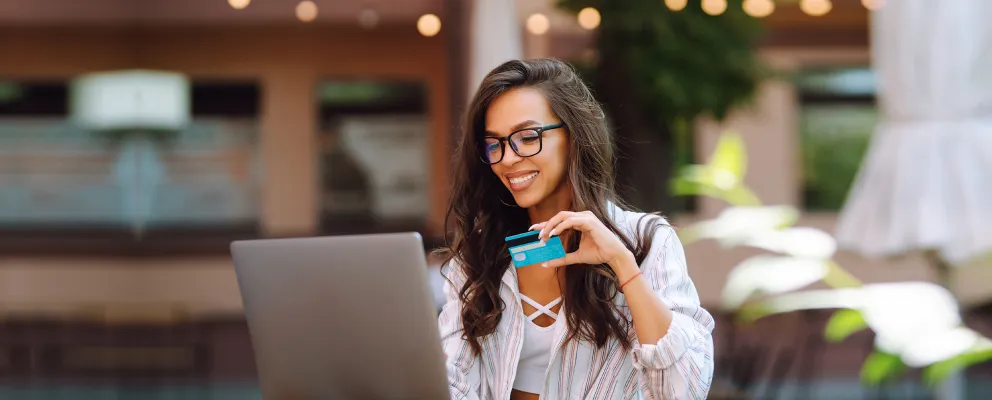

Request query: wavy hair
[{"left": 437, "top": 58, "right": 662, "bottom": 355}]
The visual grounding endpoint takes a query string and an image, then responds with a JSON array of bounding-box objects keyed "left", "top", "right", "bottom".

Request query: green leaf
[
  {"left": 709, "top": 131, "right": 747, "bottom": 181},
  {"left": 821, "top": 261, "right": 864, "bottom": 289},
  {"left": 722, "top": 184, "right": 762, "bottom": 207},
  {"left": 735, "top": 302, "right": 776, "bottom": 322},
  {"left": 824, "top": 309, "right": 868, "bottom": 343},
  {"left": 670, "top": 176, "right": 702, "bottom": 196},
  {"left": 670, "top": 175, "right": 724, "bottom": 199},
  {"left": 861, "top": 350, "right": 906, "bottom": 386},
  {"left": 923, "top": 344, "right": 992, "bottom": 385},
  {"left": 722, "top": 256, "right": 829, "bottom": 310}
]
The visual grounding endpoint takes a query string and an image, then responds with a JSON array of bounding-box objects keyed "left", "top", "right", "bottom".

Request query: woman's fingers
[
  {"left": 544, "top": 252, "right": 580, "bottom": 268},
  {"left": 539, "top": 211, "right": 575, "bottom": 241},
  {"left": 548, "top": 215, "right": 594, "bottom": 237}
]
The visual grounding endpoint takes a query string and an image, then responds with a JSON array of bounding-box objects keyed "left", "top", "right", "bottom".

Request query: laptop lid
[{"left": 231, "top": 232, "right": 449, "bottom": 400}]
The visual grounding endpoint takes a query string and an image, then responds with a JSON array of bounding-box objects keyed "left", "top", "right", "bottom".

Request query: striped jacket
[{"left": 438, "top": 206, "right": 715, "bottom": 399}]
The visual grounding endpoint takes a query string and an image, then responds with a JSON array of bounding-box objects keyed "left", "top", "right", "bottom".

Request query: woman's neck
[{"left": 527, "top": 185, "right": 572, "bottom": 224}]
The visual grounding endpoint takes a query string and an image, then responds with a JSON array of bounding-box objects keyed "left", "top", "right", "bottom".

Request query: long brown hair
[{"left": 438, "top": 58, "right": 663, "bottom": 355}]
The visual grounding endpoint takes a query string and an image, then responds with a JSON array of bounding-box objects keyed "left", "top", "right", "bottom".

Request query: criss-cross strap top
[
  {"left": 519, "top": 293, "right": 562, "bottom": 325},
  {"left": 512, "top": 293, "right": 562, "bottom": 394}
]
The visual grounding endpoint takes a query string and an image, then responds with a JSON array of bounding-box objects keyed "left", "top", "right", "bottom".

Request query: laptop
[{"left": 230, "top": 232, "right": 450, "bottom": 400}]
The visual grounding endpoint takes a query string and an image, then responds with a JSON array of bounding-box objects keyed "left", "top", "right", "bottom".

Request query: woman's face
[{"left": 484, "top": 87, "right": 569, "bottom": 209}]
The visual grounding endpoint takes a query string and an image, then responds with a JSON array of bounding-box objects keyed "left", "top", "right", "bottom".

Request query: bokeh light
[
  {"left": 702, "top": 0, "right": 728, "bottom": 16},
  {"left": 526, "top": 13, "right": 550, "bottom": 36},
  {"left": 417, "top": 14, "right": 442, "bottom": 37},
  {"left": 577, "top": 7, "right": 601, "bottom": 30},
  {"left": 743, "top": 0, "right": 775, "bottom": 18}
]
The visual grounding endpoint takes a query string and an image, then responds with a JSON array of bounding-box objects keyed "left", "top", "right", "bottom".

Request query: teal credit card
[{"left": 505, "top": 230, "right": 567, "bottom": 268}]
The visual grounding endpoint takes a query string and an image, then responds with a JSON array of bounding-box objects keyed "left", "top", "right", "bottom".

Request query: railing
[{"left": 0, "top": 118, "right": 261, "bottom": 234}]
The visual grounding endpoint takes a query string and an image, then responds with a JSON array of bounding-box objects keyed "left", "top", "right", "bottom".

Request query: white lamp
[{"left": 71, "top": 70, "right": 191, "bottom": 132}]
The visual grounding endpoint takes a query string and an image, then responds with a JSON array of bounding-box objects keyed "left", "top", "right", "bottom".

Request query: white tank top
[{"left": 512, "top": 293, "right": 562, "bottom": 395}]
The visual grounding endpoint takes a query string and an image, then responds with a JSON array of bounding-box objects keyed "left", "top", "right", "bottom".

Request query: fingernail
[
  {"left": 549, "top": 230, "right": 556, "bottom": 237},
  {"left": 542, "top": 262, "right": 548, "bottom": 268}
]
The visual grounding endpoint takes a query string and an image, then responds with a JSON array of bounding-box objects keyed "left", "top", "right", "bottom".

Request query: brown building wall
[{"left": 0, "top": 25, "right": 451, "bottom": 236}]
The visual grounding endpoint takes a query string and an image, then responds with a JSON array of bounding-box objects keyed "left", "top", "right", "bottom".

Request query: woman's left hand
[{"left": 531, "top": 210, "right": 634, "bottom": 269}]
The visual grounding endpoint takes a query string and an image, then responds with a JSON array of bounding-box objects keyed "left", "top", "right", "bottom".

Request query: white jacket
[{"left": 438, "top": 206, "right": 715, "bottom": 399}]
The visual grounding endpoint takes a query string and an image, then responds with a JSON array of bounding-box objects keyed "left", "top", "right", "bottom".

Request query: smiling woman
[
  {"left": 481, "top": 101, "right": 568, "bottom": 208},
  {"left": 436, "top": 58, "right": 715, "bottom": 400}
]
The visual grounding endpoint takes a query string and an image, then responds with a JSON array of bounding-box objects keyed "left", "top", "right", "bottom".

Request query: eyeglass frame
[{"left": 478, "top": 122, "right": 566, "bottom": 165}]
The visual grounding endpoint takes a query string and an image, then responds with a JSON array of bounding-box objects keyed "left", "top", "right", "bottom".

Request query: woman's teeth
[{"left": 509, "top": 172, "right": 538, "bottom": 184}]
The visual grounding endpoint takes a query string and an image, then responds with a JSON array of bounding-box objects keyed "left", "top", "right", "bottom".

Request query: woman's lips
[{"left": 507, "top": 171, "right": 539, "bottom": 192}]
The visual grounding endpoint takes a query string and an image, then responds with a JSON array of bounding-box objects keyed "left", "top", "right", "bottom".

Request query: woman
[{"left": 437, "top": 59, "right": 714, "bottom": 400}]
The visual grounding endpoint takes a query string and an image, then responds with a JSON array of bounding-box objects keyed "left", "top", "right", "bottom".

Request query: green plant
[
  {"left": 676, "top": 131, "right": 992, "bottom": 386},
  {"left": 557, "top": 0, "right": 767, "bottom": 213},
  {"left": 800, "top": 105, "right": 875, "bottom": 211},
  {"left": 558, "top": 0, "right": 766, "bottom": 125}
]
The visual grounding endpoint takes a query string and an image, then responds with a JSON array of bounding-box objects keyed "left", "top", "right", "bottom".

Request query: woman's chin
[{"left": 509, "top": 192, "right": 540, "bottom": 209}]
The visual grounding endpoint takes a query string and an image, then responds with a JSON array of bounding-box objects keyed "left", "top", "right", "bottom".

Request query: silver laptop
[{"left": 231, "top": 232, "right": 449, "bottom": 400}]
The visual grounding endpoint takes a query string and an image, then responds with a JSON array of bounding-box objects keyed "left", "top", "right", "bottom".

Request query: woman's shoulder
[
  {"left": 607, "top": 202, "right": 673, "bottom": 237},
  {"left": 435, "top": 253, "right": 470, "bottom": 285}
]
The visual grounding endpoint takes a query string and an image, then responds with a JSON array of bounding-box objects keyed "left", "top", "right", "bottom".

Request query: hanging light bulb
[
  {"left": 800, "top": 0, "right": 832, "bottom": 16},
  {"left": 228, "top": 0, "right": 250, "bottom": 10},
  {"left": 862, "top": 0, "right": 885, "bottom": 10},
  {"left": 296, "top": 0, "right": 318, "bottom": 22},
  {"left": 665, "top": 0, "right": 687, "bottom": 11},
  {"left": 701, "top": 0, "right": 727, "bottom": 16},
  {"left": 417, "top": 14, "right": 442, "bottom": 37},
  {"left": 526, "top": 13, "right": 550, "bottom": 36},
  {"left": 577, "top": 7, "right": 600, "bottom": 30},
  {"left": 743, "top": 0, "right": 775, "bottom": 18}
]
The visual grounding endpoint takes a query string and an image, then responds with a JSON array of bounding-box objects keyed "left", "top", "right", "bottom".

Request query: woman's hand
[{"left": 530, "top": 211, "right": 634, "bottom": 270}]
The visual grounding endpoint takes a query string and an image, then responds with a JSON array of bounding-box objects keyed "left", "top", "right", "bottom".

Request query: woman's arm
[
  {"left": 533, "top": 212, "right": 715, "bottom": 399},
  {"left": 437, "top": 260, "right": 482, "bottom": 400},
  {"left": 614, "top": 226, "right": 715, "bottom": 400}
]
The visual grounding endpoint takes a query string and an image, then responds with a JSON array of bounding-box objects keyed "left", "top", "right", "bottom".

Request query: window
[
  {"left": 0, "top": 80, "right": 122, "bottom": 229},
  {"left": 796, "top": 67, "right": 876, "bottom": 212},
  {"left": 0, "top": 78, "right": 262, "bottom": 253},
  {"left": 147, "top": 82, "right": 261, "bottom": 232},
  {"left": 316, "top": 80, "right": 431, "bottom": 235}
]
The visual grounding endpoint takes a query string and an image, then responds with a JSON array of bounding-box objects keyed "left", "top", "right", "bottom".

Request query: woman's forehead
[{"left": 484, "top": 87, "right": 555, "bottom": 134}]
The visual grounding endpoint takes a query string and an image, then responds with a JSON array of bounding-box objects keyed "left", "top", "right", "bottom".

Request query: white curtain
[
  {"left": 836, "top": 0, "right": 992, "bottom": 265},
  {"left": 468, "top": 0, "right": 523, "bottom": 98}
]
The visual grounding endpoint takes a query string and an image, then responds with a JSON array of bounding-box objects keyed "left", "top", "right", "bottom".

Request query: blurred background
[{"left": 1, "top": 0, "right": 990, "bottom": 398}]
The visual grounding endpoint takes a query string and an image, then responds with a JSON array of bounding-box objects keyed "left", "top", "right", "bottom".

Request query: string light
[
  {"left": 665, "top": 0, "right": 688, "bottom": 11},
  {"left": 800, "top": 0, "right": 832, "bottom": 16},
  {"left": 526, "top": 13, "right": 550, "bottom": 36},
  {"left": 296, "top": 0, "right": 318, "bottom": 22},
  {"left": 701, "top": 0, "right": 727, "bottom": 16},
  {"left": 228, "top": 0, "right": 250, "bottom": 10},
  {"left": 577, "top": 7, "right": 600, "bottom": 30},
  {"left": 862, "top": 0, "right": 885, "bottom": 10},
  {"left": 743, "top": 0, "right": 775, "bottom": 18},
  {"left": 417, "top": 14, "right": 442, "bottom": 37}
]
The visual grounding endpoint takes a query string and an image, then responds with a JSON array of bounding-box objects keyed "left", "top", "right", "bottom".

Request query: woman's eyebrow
[{"left": 484, "top": 119, "right": 541, "bottom": 137}]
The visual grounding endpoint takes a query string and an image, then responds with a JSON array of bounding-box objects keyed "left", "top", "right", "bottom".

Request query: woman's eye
[{"left": 519, "top": 132, "right": 540, "bottom": 143}]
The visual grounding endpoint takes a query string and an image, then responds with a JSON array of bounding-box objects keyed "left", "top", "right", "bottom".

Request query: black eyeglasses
[{"left": 478, "top": 122, "right": 566, "bottom": 165}]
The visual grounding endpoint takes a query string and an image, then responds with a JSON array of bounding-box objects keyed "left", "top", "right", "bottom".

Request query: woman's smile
[{"left": 506, "top": 171, "right": 539, "bottom": 191}]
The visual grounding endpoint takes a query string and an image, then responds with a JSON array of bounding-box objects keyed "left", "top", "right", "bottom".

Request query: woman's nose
[{"left": 500, "top": 147, "right": 523, "bottom": 165}]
